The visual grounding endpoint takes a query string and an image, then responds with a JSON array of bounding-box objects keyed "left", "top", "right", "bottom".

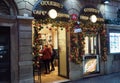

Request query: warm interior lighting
[
  {"left": 48, "top": 9, "right": 57, "bottom": 19},
  {"left": 90, "top": 15, "right": 97, "bottom": 23}
]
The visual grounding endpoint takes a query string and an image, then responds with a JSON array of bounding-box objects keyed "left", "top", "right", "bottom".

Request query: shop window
[{"left": 84, "top": 35, "right": 98, "bottom": 55}]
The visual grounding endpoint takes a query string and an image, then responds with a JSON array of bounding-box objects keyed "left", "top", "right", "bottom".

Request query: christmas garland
[
  {"left": 32, "top": 19, "right": 107, "bottom": 64},
  {"left": 32, "top": 19, "right": 70, "bottom": 60},
  {"left": 69, "top": 21, "right": 107, "bottom": 64}
]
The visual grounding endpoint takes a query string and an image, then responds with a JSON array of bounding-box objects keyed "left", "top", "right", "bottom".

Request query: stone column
[{"left": 17, "top": 16, "right": 34, "bottom": 83}]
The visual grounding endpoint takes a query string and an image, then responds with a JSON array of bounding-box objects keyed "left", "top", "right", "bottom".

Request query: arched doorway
[
  {"left": 0, "top": 0, "right": 18, "bottom": 83},
  {"left": 32, "top": 0, "right": 70, "bottom": 82},
  {"left": 69, "top": 5, "right": 105, "bottom": 79}
]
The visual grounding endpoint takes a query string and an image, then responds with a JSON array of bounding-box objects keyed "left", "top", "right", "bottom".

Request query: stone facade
[
  {"left": 64, "top": 0, "right": 120, "bottom": 80},
  {"left": 0, "top": 0, "right": 34, "bottom": 83},
  {"left": 0, "top": 0, "right": 120, "bottom": 83},
  {"left": 17, "top": 16, "right": 34, "bottom": 83},
  {"left": 105, "top": 24, "right": 120, "bottom": 74},
  {"left": 13, "top": 0, "right": 120, "bottom": 81}
]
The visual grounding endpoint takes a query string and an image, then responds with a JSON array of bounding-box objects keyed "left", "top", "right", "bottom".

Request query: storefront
[
  {"left": 32, "top": 0, "right": 70, "bottom": 82},
  {"left": 69, "top": 5, "right": 106, "bottom": 80},
  {"left": 1, "top": 0, "right": 120, "bottom": 83}
]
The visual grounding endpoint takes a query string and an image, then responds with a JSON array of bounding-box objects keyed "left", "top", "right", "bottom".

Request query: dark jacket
[{"left": 51, "top": 49, "right": 56, "bottom": 59}]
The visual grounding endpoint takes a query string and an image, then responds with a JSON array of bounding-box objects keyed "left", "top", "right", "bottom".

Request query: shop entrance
[
  {"left": 0, "top": 27, "right": 10, "bottom": 83},
  {"left": 58, "top": 27, "right": 68, "bottom": 77},
  {"left": 33, "top": 24, "right": 69, "bottom": 83}
]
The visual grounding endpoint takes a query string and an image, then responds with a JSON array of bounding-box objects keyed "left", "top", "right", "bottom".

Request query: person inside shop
[
  {"left": 49, "top": 44, "right": 57, "bottom": 71},
  {"left": 40, "top": 45, "right": 51, "bottom": 74}
]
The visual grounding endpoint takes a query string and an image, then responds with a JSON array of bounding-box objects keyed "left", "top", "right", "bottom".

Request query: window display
[
  {"left": 84, "top": 35, "right": 97, "bottom": 55},
  {"left": 109, "top": 33, "right": 120, "bottom": 53},
  {"left": 83, "top": 55, "right": 99, "bottom": 74}
]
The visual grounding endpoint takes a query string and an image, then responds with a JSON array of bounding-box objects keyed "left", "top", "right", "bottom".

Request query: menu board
[{"left": 109, "top": 33, "right": 120, "bottom": 53}]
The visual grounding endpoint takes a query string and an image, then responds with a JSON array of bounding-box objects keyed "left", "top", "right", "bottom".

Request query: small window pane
[
  {"left": 84, "top": 36, "right": 89, "bottom": 54},
  {"left": 84, "top": 35, "right": 97, "bottom": 55}
]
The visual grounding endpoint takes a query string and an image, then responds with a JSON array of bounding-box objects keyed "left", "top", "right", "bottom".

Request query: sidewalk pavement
[{"left": 62, "top": 72, "right": 120, "bottom": 83}]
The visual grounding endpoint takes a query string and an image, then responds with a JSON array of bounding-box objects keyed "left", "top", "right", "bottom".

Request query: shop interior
[{"left": 32, "top": 22, "right": 69, "bottom": 83}]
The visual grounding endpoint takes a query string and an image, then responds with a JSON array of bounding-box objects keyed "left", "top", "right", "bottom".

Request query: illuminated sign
[
  {"left": 40, "top": 1, "right": 63, "bottom": 8},
  {"left": 84, "top": 8, "right": 99, "bottom": 13},
  {"left": 33, "top": 10, "right": 69, "bottom": 18},
  {"left": 84, "top": 59, "right": 97, "bottom": 73},
  {"left": 74, "top": 28, "right": 82, "bottom": 33},
  {"left": 109, "top": 33, "right": 120, "bottom": 53},
  {"left": 32, "top": 0, "right": 69, "bottom": 20},
  {"left": 79, "top": 6, "right": 104, "bottom": 23},
  {"left": 71, "top": 14, "right": 78, "bottom": 21},
  {"left": 33, "top": 10, "right": 47, "bottom": 15},
  {"left": 83, "top": 55, "right": 99, "bottom": 74}
]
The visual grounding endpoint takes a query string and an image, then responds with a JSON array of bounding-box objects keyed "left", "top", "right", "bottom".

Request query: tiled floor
[{"left": 34, "top": 67, "right": 69, "bottom": 83}]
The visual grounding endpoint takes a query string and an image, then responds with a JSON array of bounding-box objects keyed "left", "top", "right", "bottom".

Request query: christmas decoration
[
  {"left": 100, "top": 25, "right": 107, "bottom": 61},
  {"left": 32, "top": 26, "right": 41, "bottom": 63},
  {"left": 32, "top": 19, "right": 70, "bottom": 61},
  {"left": 32, "top": 18, "right": 107, "bottom": 64},
  {"left": 70, "top": 20, "right": 107, "bottom": 64}
]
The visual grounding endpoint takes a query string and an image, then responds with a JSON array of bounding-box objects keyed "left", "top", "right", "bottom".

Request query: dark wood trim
[{"left": 0, "top": 15, "right": 19, "bottom": 83}]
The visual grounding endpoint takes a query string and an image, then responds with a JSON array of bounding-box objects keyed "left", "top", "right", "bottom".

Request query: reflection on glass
[
  {"left": 84, "top": 36, "right": 89, "bottom": 54},
  {"left": 90, "top": 37, "right": 94, "bottom": 54},
  {"left": 94, "top": 37, "right": 96, "bottom": 54},
  {"left": 84, "top": 35, "right": 97, "bottom": 55},
  {"left": 84, "top": 59, "right": 97, "bottom": 73},
  {"left": 110, "top": 33, "right": 120, "bottom": 53}
]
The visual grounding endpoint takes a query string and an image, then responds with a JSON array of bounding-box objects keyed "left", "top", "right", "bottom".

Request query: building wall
[
  {"left": 13, "top": 0, "right": 120, "bottom": 81},
  {"left": 17, "top": 16, "right": 34, "bottom": 83},
  {"left": 63, "top": 0, "right": 120, "bottom": 80},
  {"left": 102, "top": 1, "right": 120, "bottom": 74},
  {"left": 105, "top": 24, "right": 120, "bottom": 74},
  {"left": 14, "top": 0, "right": 37, "bottom": 16}
]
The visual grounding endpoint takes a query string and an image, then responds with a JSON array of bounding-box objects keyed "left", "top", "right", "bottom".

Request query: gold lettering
[
  {"left": 49, "top": 1, "right": 53, "bottom": 6},
  {"left": 33, "top": 10, "right": 47, "bottom": 15},
  {"left": 97, "top": 18, "right": 104, "bottom": 22},
  {"left": 40, "top": 1, "right": 46, "bottom": 6},
  {"left": 80, "top": 15, "right": 89, "bottom": 20},
  {"left": 46, "top": 1, "right": 49, "bottom": 5},
  {"left": 84, "top": 8, "right": 99, "bottom": 13},
  {"left": 57, "top": 13, "right": 69, "bottom": 18},
  {"left": 40, "top": 1, "right": 62, "bottom": 8}
]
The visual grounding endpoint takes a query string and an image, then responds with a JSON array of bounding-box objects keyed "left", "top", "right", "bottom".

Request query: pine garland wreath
[
  {"left": 100, "top": 26, "right": 107, "bottom": 61},
  {"left": 70, "top": 21, "right": 107, "bottom": 64},
  {"left": 32, "top": 19, "right": 70, "bottom": 60}
]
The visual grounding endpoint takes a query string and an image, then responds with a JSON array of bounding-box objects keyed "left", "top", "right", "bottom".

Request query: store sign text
[
  {"left": 33, "top": 10, "right": 69, "bottom": 18},
  {"left": 80, "top": 7, "right": 104, "bottom": 22},
  {"left": 80, "top": 15, "right": 104, "bottom": 22},
  {"left": 84, "top": 8, "right": 99, "bottom": 13},
  {"left": 40, "top": 1, "right": 63, "bottom": 8},
  {"left": 33, "top": 10, "right": 47, "bottom": 15}
]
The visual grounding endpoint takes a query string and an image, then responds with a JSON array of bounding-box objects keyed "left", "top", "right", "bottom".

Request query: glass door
[{"left": 58, "top": 27, "right": 68, "bottom": 77}]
